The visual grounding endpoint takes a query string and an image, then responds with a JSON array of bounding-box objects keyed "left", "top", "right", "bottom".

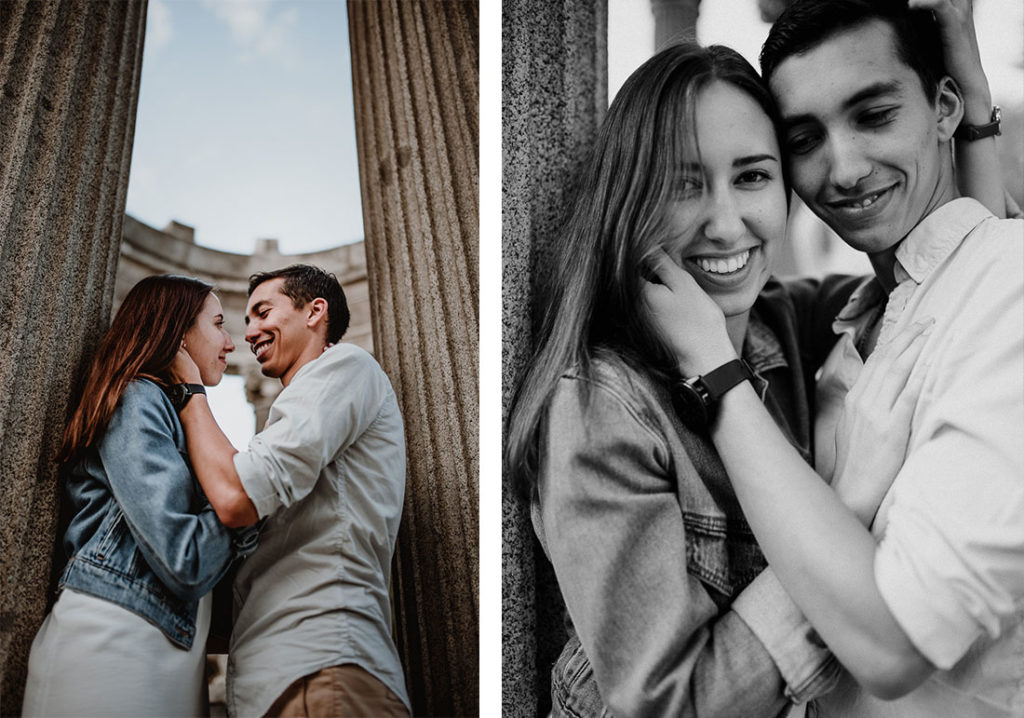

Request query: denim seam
[{"left": 563, "top": 374, "right": 668, "bottom": 455}]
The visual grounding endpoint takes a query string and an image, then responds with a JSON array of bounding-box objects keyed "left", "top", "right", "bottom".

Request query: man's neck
[
  {"left": 867, "top": 180, "right": 961, "bottom": 295},
  {"left": 280, "top": 339, "right": 330, "bottom": 387}
]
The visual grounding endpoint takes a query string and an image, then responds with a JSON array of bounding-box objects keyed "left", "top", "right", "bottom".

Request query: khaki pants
[{"left": 264, "top": 664, "right": 410, "bottom": 718}]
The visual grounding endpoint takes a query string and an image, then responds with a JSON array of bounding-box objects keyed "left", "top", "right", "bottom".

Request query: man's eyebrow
[{"left": 782, "top": 81, "right": 903, "bottom": 129}]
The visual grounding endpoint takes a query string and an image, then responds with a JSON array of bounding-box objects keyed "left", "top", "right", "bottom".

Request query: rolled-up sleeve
[
  {"left": 234, "top": 347, "right": 389, "bottom": 518},
  {"left": 539, "top": 375, "right": 837, "bottom": 717},
  {"left": 733, "top": 569, "right": 839, "bottom": 703},
  {"left": 873, "top": 283, "right": 1024, "bottom": 669}
]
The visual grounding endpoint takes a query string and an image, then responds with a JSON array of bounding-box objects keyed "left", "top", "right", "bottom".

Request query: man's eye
[
  {"left": 860, "top": 107, "right": 897, "bottom": 127},
  {"left": 786, "top": 132, "right": 820, "bottom": 156}
]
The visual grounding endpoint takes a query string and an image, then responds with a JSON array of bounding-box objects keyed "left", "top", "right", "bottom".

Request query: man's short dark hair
[
  {"left": 760, "top": 0, "right": 946, "bottom": 102},
  {"left": 248, "top": 264, "right": 351, "bottom": 344}
]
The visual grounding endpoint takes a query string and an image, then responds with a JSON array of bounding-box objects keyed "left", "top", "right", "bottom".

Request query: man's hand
[{"left": 832, "top": 320, "right": 933, "bottom": 525}]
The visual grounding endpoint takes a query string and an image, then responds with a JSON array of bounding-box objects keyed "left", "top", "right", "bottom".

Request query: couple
[
  {"left": 508, "top": 0, "right": 1022, "bottom": 716},
  {"left": 23, "top": 265, "right": 411, "bottom": 717}
]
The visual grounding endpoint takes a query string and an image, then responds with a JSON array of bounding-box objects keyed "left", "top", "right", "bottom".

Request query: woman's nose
[{"left": 703, "top": 192, "right": 745, "bottom": 244}]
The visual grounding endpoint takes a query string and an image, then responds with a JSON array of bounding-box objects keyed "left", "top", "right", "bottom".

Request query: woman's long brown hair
[
  {"left": 504, "top": 44, "right": 784, "bottom": 496},
  {"left": 58, "top": 275, "right": 213, "bottom": 464}
]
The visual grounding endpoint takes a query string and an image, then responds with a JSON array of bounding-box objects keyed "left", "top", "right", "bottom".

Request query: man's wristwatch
[
  {"left": 169, "top": 383, "right": 206, "bottom": 412},
  {"left": 953, "top": 105, "right": 1001, "bottom": 141},
  {"left": 673, "top": 359, "right": 754, "bottom": 427}
]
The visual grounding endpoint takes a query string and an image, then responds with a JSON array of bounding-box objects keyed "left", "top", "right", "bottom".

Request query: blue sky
[{"left": 127, "top": 0, "right": 361, "bottom": 255}]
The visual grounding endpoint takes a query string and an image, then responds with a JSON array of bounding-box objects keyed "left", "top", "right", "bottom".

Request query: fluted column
[
  {"left": 651, "top": 0, "right": 701, "bottom": 49},
  {"left": 502, "top": 1, "right": 607, "bottom": 716},
  {"left": 0, "top": 0, "right": 147, "bottom": 711},
  {"left": 347, "top": 2, "right": 479, "bottom": 715}
]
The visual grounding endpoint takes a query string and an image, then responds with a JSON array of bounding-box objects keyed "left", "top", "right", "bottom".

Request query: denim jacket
[
  {"left": 533, "top": 277, "right": 861, "bottom": 717},
  {"left": 57, "top": 378, "right": 258, "bottom": 649}
]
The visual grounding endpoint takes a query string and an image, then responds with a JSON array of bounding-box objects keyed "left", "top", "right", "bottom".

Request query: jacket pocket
[
  {"left": 683, "top": 512, "right": 765, "bottom": 601},
  {"left": 92, "top": 505, "right": 129, "bottom": 562}
]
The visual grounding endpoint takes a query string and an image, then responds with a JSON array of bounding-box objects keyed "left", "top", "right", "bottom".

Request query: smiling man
[
  {"left": 748, "top": 1, "right": 1024, "bottom": 716},
  {"left": 171, "top": 264, "right": 411, "bottom": 718}
]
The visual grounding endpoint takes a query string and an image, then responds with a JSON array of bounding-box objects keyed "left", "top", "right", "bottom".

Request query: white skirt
[{"left": 23, "top": 588, "right": 212, "bottom": 718}]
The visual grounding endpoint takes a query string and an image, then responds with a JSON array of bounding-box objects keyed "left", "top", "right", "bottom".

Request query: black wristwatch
[
  {"left": 169, "top": 383, "right": 206, "bottom": 412},
  {"left": 953, "top": 105, "right": 1001, "bottom": 141},
  {"left": 674, "top": 359, "right": 754, "bottom": 427}
]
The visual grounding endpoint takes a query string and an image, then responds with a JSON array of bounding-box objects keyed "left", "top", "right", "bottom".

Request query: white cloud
[
  {"left": 146, "top": 0, "right": 173, "bottom": 53},
  {"left": 201, "top": 0, "right": 299, "bottom": 62}
]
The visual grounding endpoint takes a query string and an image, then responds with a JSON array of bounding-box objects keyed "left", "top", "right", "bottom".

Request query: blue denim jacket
[
  {"left": 533, "top": 277, "right": 861, "bottom": 717},
  {"left": 57, "top": 378, "right": 257, "bottom": 649}
]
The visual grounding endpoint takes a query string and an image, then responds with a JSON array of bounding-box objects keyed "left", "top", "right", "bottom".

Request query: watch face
[{"left": 673, "top": 382, "right": 709, "bottom": 428}]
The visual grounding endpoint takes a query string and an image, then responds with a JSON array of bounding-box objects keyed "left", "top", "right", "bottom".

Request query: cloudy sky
[{"left": 128, "top": 0, "right": 360, "bottom": 256}]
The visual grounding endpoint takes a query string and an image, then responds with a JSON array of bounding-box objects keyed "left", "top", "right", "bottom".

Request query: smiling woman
[
  {"left": 663, "top": 80, "right": 786, "bottom": 331},
  {"left": 503, "top": 43, "right": 860, "bottom": 717}
]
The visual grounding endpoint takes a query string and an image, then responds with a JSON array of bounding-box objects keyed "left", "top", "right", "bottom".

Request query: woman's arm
[
  {"left": 642, "top": 256, "right": 936, "bottom": 698},
  {"left": 98, "top": 381, "right": 251, "bottom": 600},
  {"left": 537, "top": 369, "right": 835, "bottom": 717},
  {"left": 170, "top": 348, "right": 258, "bottom": 527},
  {"left": 916, "top": 0, "right": 1008, "bottom": 217}
]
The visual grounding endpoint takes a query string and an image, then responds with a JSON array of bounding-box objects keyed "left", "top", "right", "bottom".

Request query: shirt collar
[{"left": 894, "top": 197, "right": 994, "bottom": 285}]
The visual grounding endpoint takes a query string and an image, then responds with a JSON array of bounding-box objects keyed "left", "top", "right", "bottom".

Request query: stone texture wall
[
  {"left": 502, "top": 1, "right": 607, "bottom": 715},
  {"left": 348, "top": 1, "right": 480, "bottom": 715},
  {"left": 0, "top": 0, "right": 147, "bottom": 710}
]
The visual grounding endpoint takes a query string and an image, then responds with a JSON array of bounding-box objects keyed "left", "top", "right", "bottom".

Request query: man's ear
[
  {"left": 935, "top": 76, "right": 964, "bottom": 143},
  {"left": 306, "top": 297, "right": 328, "bottom": 331}
]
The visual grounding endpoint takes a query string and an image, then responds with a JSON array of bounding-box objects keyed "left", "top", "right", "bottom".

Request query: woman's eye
[
  {"left": 736, "top": 169, "right": 772, "bottom": 186},
  {"left": 675, "top": 175, "right": 703, "bottom": 197}
]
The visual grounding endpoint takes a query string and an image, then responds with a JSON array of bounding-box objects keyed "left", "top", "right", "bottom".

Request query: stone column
[
  {"left": 0, "top": 0, "right": 147, "bottom": 710},
  {"left": 347, "top": 2, "right": 478, "bottom": 715},
  {"left": 651, "top": 0, "right": 701, "bottom": 49},
  {"left": 502, "top": 1, "right": 607, "bottom": 716}
]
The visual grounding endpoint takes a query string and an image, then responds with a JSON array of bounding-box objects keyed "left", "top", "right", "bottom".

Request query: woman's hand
[
  {"left": 832, "top": 320, "right": 933, "bottom": 526},
  {"left": 170, "top": 346, "right": 202, "bottom": 385},
  {"left": 641, "top": 248, "right": 735, "bottom": 377}
]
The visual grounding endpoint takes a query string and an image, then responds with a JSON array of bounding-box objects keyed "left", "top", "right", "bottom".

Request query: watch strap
[
  {"left": 953, "top": 105, "right": 1001, "bottom": 141},
  {"left": 698, "top": 358, "right": 755, "bottom": 402},
  {"left": 170, "top": 383, "right": 205, "bottom": 412}
]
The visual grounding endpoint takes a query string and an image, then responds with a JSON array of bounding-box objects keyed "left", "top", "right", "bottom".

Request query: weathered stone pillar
[
  {"left": 347, "top": 2, "right": 478, "bottom": 715},
  {"left": 0, "top": 0, "right": 147, "bottom": 711},
  {"left": 502, "top": 1, "right": 607, "bottom": 716},
  {"left": 651, "top": 0, "right": 701, "bottom": 49}
]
